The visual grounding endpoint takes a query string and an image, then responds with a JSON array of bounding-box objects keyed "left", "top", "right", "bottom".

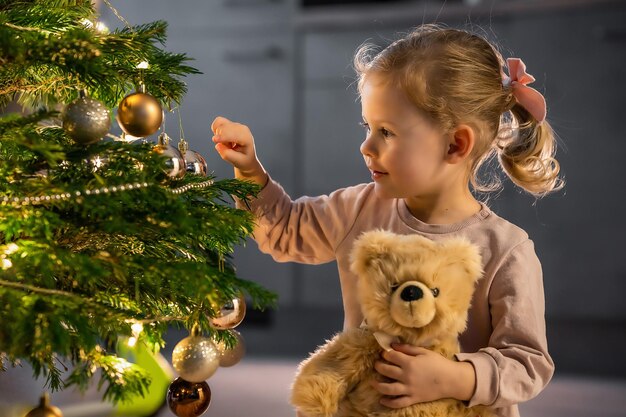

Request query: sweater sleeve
[
  {"left": 237, "top": 177, "right": 368, "bottom": 265},
  {"left": 455, "top": 239, "right": 555, "bottom": 408}
]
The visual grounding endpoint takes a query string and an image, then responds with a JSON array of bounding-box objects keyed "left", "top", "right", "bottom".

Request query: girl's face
[{"left": 359, "top": 73, "right": 451, "bottom": 201}]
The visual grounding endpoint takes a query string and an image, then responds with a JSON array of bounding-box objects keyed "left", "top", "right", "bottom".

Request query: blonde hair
[{"left": 354, "top": 25, "right": 563, "bottom": 197}]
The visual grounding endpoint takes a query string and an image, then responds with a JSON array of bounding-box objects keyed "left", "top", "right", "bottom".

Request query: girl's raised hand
[{"left": 211, "top": 116, "right": 268, "bottom": 186}]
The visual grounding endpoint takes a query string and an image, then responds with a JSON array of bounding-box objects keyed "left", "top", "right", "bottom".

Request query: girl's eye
[
  {"left": 380, "top": 127, "right": 391, "bottom": 138},
  {"left": 360, "top": 122, "right": 370, "bottom": 132}
]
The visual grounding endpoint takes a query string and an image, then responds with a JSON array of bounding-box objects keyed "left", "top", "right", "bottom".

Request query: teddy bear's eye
[
  {"left": 390, "top": 284, "right": 401, "bottom": 292},
  {"left": 431, "top": 288, "right": 440, "bottom": 297}
]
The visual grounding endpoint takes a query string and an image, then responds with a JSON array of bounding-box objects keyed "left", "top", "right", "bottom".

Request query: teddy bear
[{"left": 291, "top": 230, "right": 492, "bottom": 417}]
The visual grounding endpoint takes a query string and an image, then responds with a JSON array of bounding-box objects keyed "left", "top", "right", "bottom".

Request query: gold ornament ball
[
  {"left": 116, "top": 91, "right": 163, "bottom": 137},
  {"left": 215, "top": 330, "right": 246, "bottom": 367},
  {"left": 166, "top": 377, "right": 211, "bottom": 417},
  {"left": 26, "top": 394, "right": 63, "bottom": 417},
  {"left": 210, "top": 293, "right": 246, "bottom": 330}
]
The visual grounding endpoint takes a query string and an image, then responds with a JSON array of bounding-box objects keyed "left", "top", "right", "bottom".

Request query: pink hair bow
[{"left": 503, "top": 58, "right": 547, "bottom": 122}]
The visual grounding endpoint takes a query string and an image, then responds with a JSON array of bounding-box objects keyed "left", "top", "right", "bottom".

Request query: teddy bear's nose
[{"left": 400, "top": 285, "right": 423, "bottom": 302}]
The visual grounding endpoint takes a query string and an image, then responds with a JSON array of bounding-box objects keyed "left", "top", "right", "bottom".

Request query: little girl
[{"left": 211, "top": 25, "right": 561, "bottom": 417}]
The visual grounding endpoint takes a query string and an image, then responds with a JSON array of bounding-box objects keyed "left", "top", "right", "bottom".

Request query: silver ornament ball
[
  {"left": 154, "top": 133, "right": 186, "bottom": 178},
  {"left": 210, "top": 293, "right": 246, "bottom": 330},
  {"left": 171, "top": 336, "right": 219, "bottom": 383},
  {"left": 62, "top": 96, "right": 111, "bottom": 145},
  {"left": 183, "top": 150, "right": 208, "bottom": 176}
]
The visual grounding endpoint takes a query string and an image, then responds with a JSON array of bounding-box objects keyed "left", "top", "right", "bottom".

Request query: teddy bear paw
[{"left": 291, "top": 374, "right": 344, "bottom": 417}]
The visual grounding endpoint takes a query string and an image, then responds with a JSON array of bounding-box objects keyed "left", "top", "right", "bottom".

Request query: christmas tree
[{"left": 0, "top": 0, "right": 276, "bottom": 411}]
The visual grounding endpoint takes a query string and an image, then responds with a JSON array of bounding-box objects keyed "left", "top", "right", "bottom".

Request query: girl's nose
[{"left": 360, "top": 135, "right": 376, "bottom": 158}]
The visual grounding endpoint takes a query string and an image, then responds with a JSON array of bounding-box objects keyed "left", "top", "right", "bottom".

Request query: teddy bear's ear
[
  {"left": 349, "top": 229, "right": 397, "bottom": 276},
  {"left": 438, "top": 238, "right": 483, "bottom": 283}
]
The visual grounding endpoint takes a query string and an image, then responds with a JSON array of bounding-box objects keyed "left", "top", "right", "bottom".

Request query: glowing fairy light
[
  {"left": 91, "top": 156, "right": 105, "bottom": 170},
  {"left": 131, "top": 322, "right": 144, "bottom": 335},
  {"left": 1, "top": 259, "right": 12, "bottom": 270},
  {"left": 127, "top": 321, "right": 144, "bottom": 347},
  {"left": 94, "top": 21, "right": 110, "bottom": 34},
  {"left": 4, "top": 243, "right": 18, "bottom": 255},
  {"left": 81, "top": 18, "right": 110, "bottom": 34}
]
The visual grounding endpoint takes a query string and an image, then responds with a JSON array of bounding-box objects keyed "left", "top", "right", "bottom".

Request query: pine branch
[{"left": 1, "top": 6, "right": 200, "bottom": 108}]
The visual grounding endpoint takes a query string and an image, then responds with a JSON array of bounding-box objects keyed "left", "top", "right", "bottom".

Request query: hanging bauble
[
  {"left": 116, "top": 83, "right": 163, "bottom": 137},
  {"left": 178, "top": 138, "right": 208, "bottom": 176},
  {"left": 62, "top": 92, "right": 111, "bottom": 145},
  {"left": 184, "top": 150, "right": 208, "bottom": 176},
  {"left": 154, "top": 132, "right": 185, "bottom": 178},
  {"left": 25, "top": 393, "right": 63, "bottom": 417},
  {"left": 210, "top": 293, "right": 246, "bottom": 330},
  {"left": 171, "top": 333, "right": 219, "bottom": 382},
  {"left": 215, "top": 330, "right": 246, "bottom": 367},
  {"left": 166, "top": 377, "right": 211, "bottom": 417}
]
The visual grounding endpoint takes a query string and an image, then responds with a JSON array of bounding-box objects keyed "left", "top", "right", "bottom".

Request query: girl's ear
[{"left": 446, "top": 124, "right": 475, "bottom": 164}]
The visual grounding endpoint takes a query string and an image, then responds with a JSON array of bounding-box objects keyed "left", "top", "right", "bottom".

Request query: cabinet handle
[
  {"left": 222, "top": 0, "right": 284, "bottom": 7},
  {"left": 223, "top": 46, "right": 285, "bottom": 63}
]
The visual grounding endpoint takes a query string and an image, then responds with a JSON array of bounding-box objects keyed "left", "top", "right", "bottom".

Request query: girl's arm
[
  {"left": 456, "top": 239, "right": 555, "bottom": 408},
  {"left": 211, "top": 116, "right": 369, "bottom": 264},
  {"left": 241, "top": 178, "right": 369, "bottom": 264}
]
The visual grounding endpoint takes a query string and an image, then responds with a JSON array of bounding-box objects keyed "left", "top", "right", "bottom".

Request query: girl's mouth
[{"left": 370, "top": 170, "right": 388, "bottom": 180}]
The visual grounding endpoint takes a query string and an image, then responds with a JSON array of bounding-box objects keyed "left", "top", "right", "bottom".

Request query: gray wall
[{"left": 101, "top": 0, "right": 626, "bottom": 378}]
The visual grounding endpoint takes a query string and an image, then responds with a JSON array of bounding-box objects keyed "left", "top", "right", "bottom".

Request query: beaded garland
[{"left": 1, "top": 179, "right": 215, "bottom": 206}]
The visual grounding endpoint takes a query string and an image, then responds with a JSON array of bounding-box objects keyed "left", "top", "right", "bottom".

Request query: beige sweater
[{"left": 241, "top": 178, "right": 554, "bottom": 417}]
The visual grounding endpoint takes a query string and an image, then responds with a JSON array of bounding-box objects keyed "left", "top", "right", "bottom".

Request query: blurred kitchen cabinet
[{"left": 101, "top": 0, "right": 293, "bottom": 33}]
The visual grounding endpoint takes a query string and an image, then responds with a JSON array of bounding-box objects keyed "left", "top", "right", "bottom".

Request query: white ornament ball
[{"left": 171, "top": 336, "right": 219, "bottom": 383}]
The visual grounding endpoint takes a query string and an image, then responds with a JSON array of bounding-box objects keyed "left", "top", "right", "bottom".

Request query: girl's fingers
[
  {"left": 214, "top": 143, "right": 246, "bottom": 165},
  {"left": 382, "top": 345, "right": 429, "bottom": 366},
  {"left": 210, "top": 116, "right": 231, "bottom": 135},
  {"left": 373, "top": 360, "right": 403, "bottom": 381},
  {"left": 371, "top": 380, "right": 407, "bottom": 397},
  {"left": 212, "top": 125, "right": 252, "bottom": 147},
  {"left": 379, "top": 395, "right": 414, "bottom": 409},
  {"left": 212, "top": 135, "right": 241, "bottom": 150},
  {"left": 390, "top": 343, "right": 429, "bottom": 356}
]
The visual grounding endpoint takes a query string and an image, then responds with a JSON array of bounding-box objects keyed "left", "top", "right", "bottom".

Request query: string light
[
  {"left": 0, "top": 180, "right": 215, "bottom": 207},
  {"left": 127, "top": 322, "right": 144, "bottom": 347}
]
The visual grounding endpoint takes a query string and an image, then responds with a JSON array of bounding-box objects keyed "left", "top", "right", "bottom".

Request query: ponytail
[{"left": 496, "top": 103, "right": 563, "bottom": 196}]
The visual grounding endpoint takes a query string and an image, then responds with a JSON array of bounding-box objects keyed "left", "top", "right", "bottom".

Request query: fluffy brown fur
[{"left": 291, "top": 230, "right": 492, "bottom": 417}]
